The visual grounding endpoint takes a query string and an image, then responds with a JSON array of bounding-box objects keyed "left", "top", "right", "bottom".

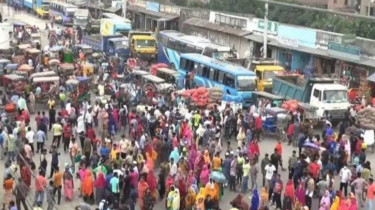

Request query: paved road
[{"left": 0, "top": 6, "right": 374, "bottom": 210}]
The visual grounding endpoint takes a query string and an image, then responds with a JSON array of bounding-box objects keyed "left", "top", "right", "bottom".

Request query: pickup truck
[
  {"left": 272, "top": 75, "right": 350, "bottom": 123},
  {"left": 81, "top": 35, "right": 130, "bottom": 58}
]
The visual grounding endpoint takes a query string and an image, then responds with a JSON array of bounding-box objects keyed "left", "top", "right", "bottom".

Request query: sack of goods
[
  {"left": 356, "top": 107, "right": 375, "bottom": 130},
  {"left": 281, "top": 100, "right": 299, "bottom": 112},
  {"left": 208, "top": 87, "right": 223, "bottom": 102}
]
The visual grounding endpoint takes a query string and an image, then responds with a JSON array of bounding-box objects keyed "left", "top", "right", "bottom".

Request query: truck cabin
[
  {"left": 108, "top": 37, "right": 129, "bottom": 56},
  {"left": 74, "top": 9, "right": 90, "bottom": 29}
]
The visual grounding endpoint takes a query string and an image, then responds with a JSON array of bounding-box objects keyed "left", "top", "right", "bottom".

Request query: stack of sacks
[
  {"left": 281, "top": 100, "right": 299, "bottom": 112},
  {"left": 357, "top": 107, "right": 375, "bottom": 129}
]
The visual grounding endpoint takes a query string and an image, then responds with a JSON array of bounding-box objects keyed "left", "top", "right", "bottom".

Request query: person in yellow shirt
[
  {"left": 52, "top": 122, "right": 62, "bottom": 148},
  {"left": 47, "top": 98, "right": 55, "bottom": 109},
  {"left": 212, "top": 152, "right": 222, "bottom": 171}
]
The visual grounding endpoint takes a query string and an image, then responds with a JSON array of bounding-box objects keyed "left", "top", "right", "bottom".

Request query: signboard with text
[
  {"left": 146, "top": 1, "right": 160, "bottom": 12},
  {"left": 253, "top": 18, "right": 278, "bottom": 35},
  {"left": 328, "top": 42, "right": 360, "bottom": 61},
  {"left": 278, "top": 36, "right": 298, "bottom": 48}
]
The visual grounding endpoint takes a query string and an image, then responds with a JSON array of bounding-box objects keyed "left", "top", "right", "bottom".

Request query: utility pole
[
  {"left": 368, "top": 0, "right": 373, "bottom": 16},
  {"left": 263, "top": 0, "right": 268, "bottom": 58},
  {"left": 123, "top": 0, "right": 127, "bottom": 19}
]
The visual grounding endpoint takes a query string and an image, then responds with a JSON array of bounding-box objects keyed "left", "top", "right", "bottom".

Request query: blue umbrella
[
  {"left": 303, "top": 142, "right": 319, "bottom": 149},
  {"left": 210, "top": 171, "right": 227, "bottom": 184}
]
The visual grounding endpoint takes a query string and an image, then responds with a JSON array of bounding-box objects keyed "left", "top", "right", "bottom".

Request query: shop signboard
[
  {"left": 278, "top": 25, "right": 316, "bottom": 49},
  {"left": 146, "top": 1, "right": 160, "bottom": 12},
  {"left": 341, "top": 34, "right": 356, "bottom": 45},
  {"left": 328, "top": 42, "right": 360, "bottom": 61},
  {"left": 252, "top": 18, "right": 278, "bottom": 35},
  {"left": 278, "top": 36, "right": 298, "bottom": 48}
]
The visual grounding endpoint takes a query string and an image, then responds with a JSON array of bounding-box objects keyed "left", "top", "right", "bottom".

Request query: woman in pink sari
[
  {"left": 295, "top": 183, "right": 306, "bottom": 205},
  {"left": 200, "top": 164, "right": 210, "bottom": 187},
  {"left": 186, "top": 170, "right": 196, "bottom": 187},
  {"left": 183, "top": 123, "right": 192, "bottom": 146},
  {"left": 79, "top": 164, "right": 88, "bottom": 196},
  {"left": 194, "top": 151, "right": 205, "bottom": 179},
  {"left": 188, "top": 145, "right": 197, "bottom": 170},
  {"left": 63, "top": 166, "right": 74, "bottom": 201}
]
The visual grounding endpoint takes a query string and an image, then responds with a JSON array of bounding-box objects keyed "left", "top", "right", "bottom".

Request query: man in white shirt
[
  {"left": 264, "top": 162, "right": 276, "bottom": 188},
  {"left": 170, "top": 158, "right": 177, "bottom": 177},
  {"left": 25, "top": 127, "right": 35, "bottom": 153},
  {"left": 339, "top": 164, "right": 352, "bottom": 197}
]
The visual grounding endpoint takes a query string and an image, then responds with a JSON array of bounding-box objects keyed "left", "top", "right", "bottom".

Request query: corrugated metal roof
[
  {"left": 128, "top": 5, "right": 179, "bottom": 20},
  {"left": 182, "top": 18, "right": 251, "bottom": 37}
]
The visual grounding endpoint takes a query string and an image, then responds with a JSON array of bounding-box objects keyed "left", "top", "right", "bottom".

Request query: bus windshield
[
  {"left": 65, "top": 8, "right": 76, "bottom": 17},
  {"left": 136, "top": 40, "right": 155, "bottom": 48},
  {"left": 237, "top": 76, "right": 257, "bottom": 91}
]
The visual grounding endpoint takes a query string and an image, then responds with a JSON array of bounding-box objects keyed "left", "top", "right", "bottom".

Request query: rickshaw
[
  {"left": 140, "top": 74, "right": 174, "bottom": 94},
  {"left": 74, "top": 44, "right": 94, "bottom": 57},
  {"left": 14, "top": 64, "right": 33, "bottom": 77},
  {"left": 48, "top": 30, "right": 58, "bottom": 46},
  {"left": 5, "top": 64, "right": 19, "bottom": 73},
  {"left": 26, "top": 48, "right": 42, "bottom": 62},
  {"left": 30, "top": 33, "right": 41, "bottom": 48},
  {"left": 49, "top": 46, "right": 64, "bottom": 59},
  {"left": 58, "top": 63, "right": 75, "bottom": 76},
  {"left": 3, "top": 74, "right": 27, "bottom": 95},
  {"left": 0, "top": 59, "right": 11, "bottom": 70},
  {"left": 29, "top": 71, "right": 57, "bottom": 83},
  {"left": 49, "top": 59, "right": 61, "bottom": 72},
  {"left": 81, "top": 63, "right": 94, "bottom": 77},
  {"left": 252, "top": 91, "right": 285, "bottom": 107},
  {"left": 262, "top": 107, "right": 289, "bottom": 136},
  {"left": 33, "top": 76, "right": 60, "bottom": 103},
  {"left": 63, "top": 49, "right": 74, "bottom": 63},
  {"left": 17, "top": 44, "right": 31, "bottom": 54},
  {"left": 154, "top": 67, "right": 183, "bottom": 89}
]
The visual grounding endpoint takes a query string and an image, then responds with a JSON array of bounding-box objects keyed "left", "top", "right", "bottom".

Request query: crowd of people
[{"left": 0, "top": 8, "right": 375, "bottom": 210}]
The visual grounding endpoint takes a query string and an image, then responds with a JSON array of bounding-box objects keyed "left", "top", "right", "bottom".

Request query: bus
[
  {"left": 102, "top": 13, "right": 131, "bottom": 23},
  {"left": 157, "top": 30, "right": 236, "bottom": 70},
  {"left": 49, "top": 2, "right": 77, "bottom": 26},
  {"left": 178, "top": 53, "right": 257, "bottom": 107},
  {"left": 34, "top": 0, "right": 49, "bottom": 19},
  {"left": 23, "top": 0, "right": 33, "bottom": 11}
]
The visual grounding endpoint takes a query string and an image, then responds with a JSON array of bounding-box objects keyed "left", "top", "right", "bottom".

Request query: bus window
[
  {"left": 209, "top": 68, "right": 216, "bottom": 80},
  {"left": 224, "top": 74, "right": 235, "bottom": 88},
  {"left": 202, "top": 65, "right": 209, "bottom": 78},
  {"left": 180, "top": 58, "right": 187, "bottom": 69},
  {"left": 217, "top": 71, "right": 224, "bottom": 83},
  {"left": 197, "top": 64, "right": 204, "bottom": 76},
  {"left": 167, "top": 38, "right": 177, "bottom": 50}
]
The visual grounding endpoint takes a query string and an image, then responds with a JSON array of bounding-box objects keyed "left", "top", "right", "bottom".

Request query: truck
[
  {"left": 129, "top": 31, "right": 157, "bottom": 61},
  {"left": 100, "top": 18, "right": 132, "bottom": 36},
  {"left": 248, "top": 59, "right": 285, "bottom": 92},
  {"left": 23, "top": 0, "right": 33, "bottom": 12},
  {"left": 73, "top": 9, "right": 90, "bottom": 30},
  {"left": 34, "top": 0, "right": 49, "bottom": 19},
  {"left": 0, "top": 23, "right": 13, "bottom": 58},
  {"left": 81, "top": 35, "right": 130, "bottom": 58},
  {"left": 272, "top": 75, "right": 350, "bottom": 123}
]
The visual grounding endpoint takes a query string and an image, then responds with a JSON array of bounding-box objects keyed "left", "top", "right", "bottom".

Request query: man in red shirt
[
  {"left": 63, "top": 123, "right": 71, "bottom": 153},
  {"left": 87, "top": 125, "right": 96, "bottom": 143},
  {"left": 33, "top": 171, "right": 46, "bottom": 206},
  {"left": 309, "top": 159, "right": 321, "bottom": 181},
  {"left": 254, "top": 115, "right": 262, "bottom": 142},
  {"left": 287, "top": 123, "right": 295, "bottom": 145}
]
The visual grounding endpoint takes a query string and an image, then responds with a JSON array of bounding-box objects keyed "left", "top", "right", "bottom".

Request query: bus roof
[
  {"left": 181, "top": 53, "right": 255, "bottom": 76},
  {"left": 102, "top": 13, "right": 131, "bottom": 23},
  {"left": 50, "top": 1, "right": 77, "bottom": 8},
  {"left": 159, "top": 30, "right": 231, "bottom": 52}
]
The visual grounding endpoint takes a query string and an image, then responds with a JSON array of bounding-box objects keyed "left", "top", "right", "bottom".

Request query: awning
[
  {"left": 244, "top": 34, "right": 265, "bottom": 43},
  {"left": 182, "top": 18, "right": 251, "bottom": 37},
  {"left": 367, "top": 73, "right": 375, "bottom": 83},
  {"left": 104, "top": 7, "right": 121, "bottom": 13},
  {"left": 128, "top": 5, "right": 179, "bottom": 21}
]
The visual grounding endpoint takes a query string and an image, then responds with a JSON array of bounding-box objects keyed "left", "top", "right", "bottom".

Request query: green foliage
[{"left": 172, "top": 0, "right": 375, "bottom": 39}]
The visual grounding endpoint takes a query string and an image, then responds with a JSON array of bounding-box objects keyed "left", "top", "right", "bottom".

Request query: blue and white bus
[
  {"left": 157, "top": 30, "right": 236, "bottom": 70},
  {"left": 178, "top": 53, "right": 257, "bottom": 107},
  {"left": 49, "top": 2, "right": 77, "bottom": 26},
  {"left": 23, "top": 0, "right": 33, "bottom": 11}
]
